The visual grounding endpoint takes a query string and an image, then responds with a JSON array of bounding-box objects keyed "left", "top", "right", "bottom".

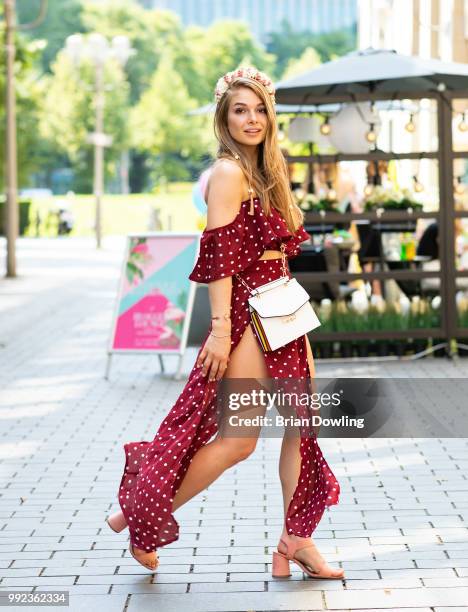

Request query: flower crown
[{"left": 214, "top": 66, "right": 276, "bottom": 104}]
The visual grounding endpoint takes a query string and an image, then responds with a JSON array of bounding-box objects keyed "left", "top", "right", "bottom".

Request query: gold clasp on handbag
[{"left": 282, "top": 313, "right": 296, "bottom": 323}]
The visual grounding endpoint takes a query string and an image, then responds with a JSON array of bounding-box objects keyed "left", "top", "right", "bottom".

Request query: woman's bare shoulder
[{"left": 206, "top": 159, "right": 249, "bottom": 203}]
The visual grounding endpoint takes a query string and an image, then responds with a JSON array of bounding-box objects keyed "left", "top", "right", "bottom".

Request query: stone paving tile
[
  {"left": 373, "top": 550, "right": 447, "bottom": 560},
  {"left": 189, "top": 581, "right": 265, "bottom": 593},
  {"left": 117, "top": 564, "right": 190, "bottom": 575},
  {"left": 268, "top": 578, "right": 345, "bottom": 591},
  {"left": 126, "top": 591, "right": 323, "bottom": 611},
  {"left": 78, "top": 573, "right": 227, "bottom": 585},
  {"left": 447, "top": 550, "right": 468, "bottom": 558},
  {"left": 0, "top": 552, "right": 52, "bottom": 561},
  {"left": 417, "top": 558, "right": 468, "bottom": 568},
  {"left": 423, "top": 577, "right": 468, "bottom": 587},
  {"left": 1, "top": 238, "right": 468, "bottom": 610},
  {"left": 66, "top": 595, "right": 127, "bottom": 612},
  {"left": 52, "top": 550, "right": 128, "bottom": 559},
  {"left": 380, "top": 568, "right": 458, "bottom": 578},
  {"left": 76, "top": 575, "right": 153, "bottom": 585},
  {"left": 1, "top": 577, "right": 77, "bottom": 587},
  {"left": 110, "top": 583, "right": 186, "bottom": 594},
  {"left": 0, "top": 569, "right": 42, "bottom": 578},
  {"left": 192, "top": 563, "right": 265, "bottom": 573},
  {"left": 35, "top": 585, "right": 110, "bottom": 595},
  {"left": 326, "top": 587, "right": 468, "bottom": 608}
]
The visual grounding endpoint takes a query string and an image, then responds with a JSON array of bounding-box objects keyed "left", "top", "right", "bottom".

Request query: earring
[{"left": 234, "top": 153, "right": 240, "bottom": 160}]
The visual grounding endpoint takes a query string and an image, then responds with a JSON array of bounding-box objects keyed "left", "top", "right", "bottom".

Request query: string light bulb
[
  {"left": 458, "top": 112, "right": 468, "bottom": 132},
  {"left": 454, "top": 176, "right": 465, "bottom": 195},
  {"left": 405, "top": 114, "right": 416, "bottom": 133},
  {"left": 413, "top": 175, "right": 424, "bottom": 193},
  {"left": 364, "top": 184, "right": 373, "bottom": 197},
  {"left": 366, "top": 123, "right": 377, "bottom": 143},
  {"left": 320, "top": 116, "right": 331, "bottom": 135}
]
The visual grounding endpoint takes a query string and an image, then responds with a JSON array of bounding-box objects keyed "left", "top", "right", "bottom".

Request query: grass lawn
[{"left": 25, "top": 183, "right": 206, "bottom": 237}]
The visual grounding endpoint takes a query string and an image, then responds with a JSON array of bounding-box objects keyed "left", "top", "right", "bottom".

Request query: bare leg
[
  {"left": 279, "top": 335, "right": 315, "bottom": 525},
  {"left": 171, "top": 436, "right": 252, "bottom": 512},
  {"left": 172, "top": 324, "right": 268, "bottom": 511},
  {"left": 279, "top": 435, "right": 301, "bottom": 518},
  {"left": 277, "top": 337, "right": 343, "bottom": 577},
  {"left": 133, "top": 324, "right": 268, "bottom": 566}
]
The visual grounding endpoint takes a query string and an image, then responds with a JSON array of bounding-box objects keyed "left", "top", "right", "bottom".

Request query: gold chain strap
[
  {"left": 235, "top": 273, "right": 252, "bottom": 292},
  {"left": 233, "top": 174, "right": 288, "bottom": 292},
  {"left": 280, "top": 243, "right": 288, "bottom": 278}
]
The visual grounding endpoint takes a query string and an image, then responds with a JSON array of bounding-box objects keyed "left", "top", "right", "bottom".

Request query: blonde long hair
[{"left": 213, "top": 77, "right": 304, "bottom": 233}]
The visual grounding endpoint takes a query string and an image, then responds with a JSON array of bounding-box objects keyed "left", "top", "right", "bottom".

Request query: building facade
[
  {"left": 358, "top": 0, "right": 468, "bottom": 62},
  {"left": 141, "top": 0, "right": 357, "bottom": 42},
  {"left": 357, "top": 0, "right": 468, "bottom": 220}
]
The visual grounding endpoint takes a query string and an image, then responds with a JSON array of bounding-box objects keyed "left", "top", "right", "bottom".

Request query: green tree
[
  {"left": 282, "top": 47, "right": 321, "bottom": 80},
  {"left": 81, "top": 1, "right": 207, "bottom": 190},
  {"left": 130, "top": 51, "right": 208, "bottom": 185},
  {"left": 16, "top": 0, "right": 84, "bottom": 72},
  {"left": 39, "top": 47, "right": 130, "bottom": 192},
  {"left": 309, "top": 27, "right": 357, "bottom": 63},
  {"left": 189, "top": 20, "right": 275, "bottom": 103},
  {"left": 266, "top": 18, "right": 356, "bottom": 79},
  {"left": 82, "top": 1, "right": 204, "bottom": 105},
  {"left": 0, "top": 16, "right": 44, "bottom": 190}
]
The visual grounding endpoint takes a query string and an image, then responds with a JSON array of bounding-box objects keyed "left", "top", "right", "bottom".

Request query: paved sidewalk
[{"left": 1, "top": 238, "right": 468, "bottom": 612}]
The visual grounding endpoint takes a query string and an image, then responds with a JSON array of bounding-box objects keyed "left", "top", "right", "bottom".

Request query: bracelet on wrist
[
  {"left": 211, "top": 318, "right": 231, "bottom": 329},
  {"left": 211, "top": 313, "right": 231, "bottom": 321},
  {"left": 210, "top": 331, "right": 231, "bottom": 338}
]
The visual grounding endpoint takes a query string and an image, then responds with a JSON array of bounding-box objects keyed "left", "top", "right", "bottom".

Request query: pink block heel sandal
[
  {"left": 129, "top": 544, "right": 159, "bottom": 572},
  {"left": 105, "top": 511, "right": 128, "bottom": 533},
  {"left": 272, "top": 536, "right": 345, "bottom": 580}
]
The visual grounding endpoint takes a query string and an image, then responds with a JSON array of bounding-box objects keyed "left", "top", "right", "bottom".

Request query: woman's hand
[{"left": 196, "top": 324, "right": 231, "bottom": 381}]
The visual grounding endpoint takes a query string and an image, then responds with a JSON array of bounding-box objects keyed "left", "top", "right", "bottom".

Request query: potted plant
[
  {"left": 367, "top": 295, "right": 388, "bottom": 357},
  {"left": 363, "top": 186, "right": 424, "bottom": 212},
  {"left": 331, "top": 299, "right": 355, "bottom": 357},
  {"left": 349, "top": 290, "right": 370, "bottom": 357},
  {"left": 386, "top": 298, "right": 408, "bottom": 357},
  {"left": 297, "top": 192, "right": 340, "bottom": 213}
]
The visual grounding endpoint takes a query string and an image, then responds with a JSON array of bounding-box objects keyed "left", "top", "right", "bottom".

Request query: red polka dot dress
[{"left": 118, "top": 197, "right": 340, "bottom": 553}]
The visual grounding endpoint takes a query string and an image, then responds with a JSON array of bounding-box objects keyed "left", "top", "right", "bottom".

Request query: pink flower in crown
[{"left": 214, "top": 65, "right": 275, "bottom": 104}]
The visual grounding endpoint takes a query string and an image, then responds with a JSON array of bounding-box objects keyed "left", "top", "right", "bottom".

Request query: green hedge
[{"left": 0, "top": 196, "right": 32, "bottom": 236}]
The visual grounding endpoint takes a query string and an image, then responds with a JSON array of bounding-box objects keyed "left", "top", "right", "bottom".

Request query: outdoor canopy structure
[
  {"left": 274, "top": 47, "right": 468, "bottom": 353},
  {"left": 274, "top": 47, "right": 468, "bottom": 100}
]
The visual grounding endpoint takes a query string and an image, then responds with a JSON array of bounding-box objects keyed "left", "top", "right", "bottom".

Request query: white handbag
[{"left": 235, "top": 246, "right": 321, "bottom": 352}]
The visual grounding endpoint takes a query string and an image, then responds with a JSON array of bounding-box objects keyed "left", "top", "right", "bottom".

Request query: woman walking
[{"left": 107, "top": 66, "right": 344, "bottom": 580}]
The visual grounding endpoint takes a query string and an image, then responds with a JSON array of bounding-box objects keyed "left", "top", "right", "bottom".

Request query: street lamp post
[
  {"left": 64, "top": 33, "right": 134, "bottom": 249},
  {"left": 93, "top": 58, "right": 105, "bottom": 249}
]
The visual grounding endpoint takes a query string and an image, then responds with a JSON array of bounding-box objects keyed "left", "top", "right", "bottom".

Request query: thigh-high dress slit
[{"left": 117, "top": 197, "right": 340, "bottom": 553}]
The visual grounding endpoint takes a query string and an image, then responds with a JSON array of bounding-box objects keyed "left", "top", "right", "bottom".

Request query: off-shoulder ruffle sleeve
[
  {"left": 286, "top": 224, "right": 311, "bottom": 257},
  {"left": 265, "top": 207, "right": 311, "bottom": 258},
  {"left": 188, "top": 198, "right": 311, "bottom": 283},
  {"left": 188, "top": 200, "right": 273, "bottom": 283}
]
